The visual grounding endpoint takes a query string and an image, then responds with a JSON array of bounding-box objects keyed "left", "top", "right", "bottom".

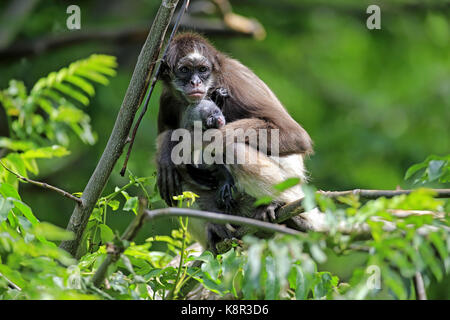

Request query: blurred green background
[{"left": 0, "top": 0, "right": 449, "bottom": 298}]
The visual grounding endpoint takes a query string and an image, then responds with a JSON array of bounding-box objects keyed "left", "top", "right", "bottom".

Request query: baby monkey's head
[{"left": 183, "top": 99, "right": 226, "bottom": 130}]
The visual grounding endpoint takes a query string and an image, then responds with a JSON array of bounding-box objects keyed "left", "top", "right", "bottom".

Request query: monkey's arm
[
  {"left": 218, "top": 118, "right": 312, "bottom": 156},
  {"left": 217, "top": 58, "right": 313, "bottom": 156}
]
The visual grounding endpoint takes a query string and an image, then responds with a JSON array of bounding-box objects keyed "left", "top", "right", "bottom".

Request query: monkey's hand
[
  {"left": 157, "top": 148, "right": 182, "bottom": 207},
  {"left": 211, "top": 87, "right": 229, "bottom": 108},
  {"left": 254, "top": 202, "right": 283, "bottom": 222},
  {"left": 217, "top": 182, "right": 237, "bottom": 213}
]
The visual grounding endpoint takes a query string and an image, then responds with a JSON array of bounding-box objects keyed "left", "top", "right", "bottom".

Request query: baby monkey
[
  {"left": 180, "top": 98, "right": 236, "bottom": 212},
  {"left": 181, "top": 98, "right": 226, "bottom": 131}
]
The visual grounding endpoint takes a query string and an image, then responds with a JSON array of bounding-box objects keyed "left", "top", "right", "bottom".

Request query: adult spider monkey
[{"left": 156, "top": 32, "right": 313, "bottom": 251}]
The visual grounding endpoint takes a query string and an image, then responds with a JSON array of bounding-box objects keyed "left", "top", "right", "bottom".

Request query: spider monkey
[{"left": 156, "top": 33, "right": 313, "bottom": 252}]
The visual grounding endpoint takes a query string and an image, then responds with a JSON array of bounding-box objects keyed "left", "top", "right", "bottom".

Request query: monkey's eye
[
  {"left": 198, "top": 66, "right": 208, "bottom": 73},
  {"left": 179, "top": 66, "right": 189, "bottom": 73}
]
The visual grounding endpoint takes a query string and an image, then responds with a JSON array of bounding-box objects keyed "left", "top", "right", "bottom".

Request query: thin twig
[
  {"left": 0, "top": 160, "right": 82, "bottom": 205},
  {"left": 0, "top": 272, "right": 21, "bottom": 291}
]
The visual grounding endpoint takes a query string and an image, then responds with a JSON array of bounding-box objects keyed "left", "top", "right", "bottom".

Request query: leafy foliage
[
  {"left": 405, "top": 155, "right": 450, "bottom": 184},
  {"left": 0, "top": 55, "right": 116, "bottom": 299}
]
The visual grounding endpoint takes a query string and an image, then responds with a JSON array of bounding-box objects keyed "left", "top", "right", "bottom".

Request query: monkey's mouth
[{"left": 187, "top": 90, "right": 206, "bottom": 99}]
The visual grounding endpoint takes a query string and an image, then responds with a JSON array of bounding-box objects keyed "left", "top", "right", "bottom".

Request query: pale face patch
[{"left": 185, "top": 50, "right": 206, "bottom": 63}]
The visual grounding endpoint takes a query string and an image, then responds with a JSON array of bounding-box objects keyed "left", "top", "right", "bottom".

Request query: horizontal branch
[
  {"left": 143, "top": 208, "right": 301, "bottom": 235},
  {"left": 317, "top": 188, "right": 450, "bottom": 199},
  {"left": 0, "top": 16, "right": 255, "bottom": 61},
  {"left": 233, "top": 188, "right": 450, "bottom": 238},
  {"left": 0, "top": 160, "right": 82, "bottom": 204}
]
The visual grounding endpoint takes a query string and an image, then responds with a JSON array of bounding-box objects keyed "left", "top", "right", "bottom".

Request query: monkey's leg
[{"left": 225, "top": 142, "right": 307, "bottom": 204}]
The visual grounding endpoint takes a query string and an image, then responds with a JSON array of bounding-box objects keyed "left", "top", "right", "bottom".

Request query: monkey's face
[
  {"left": 197, "top": 100, "right": 226, "bottom": 129},
  {"left": 172, "top": 52, "right": 214, "bottom": 103}
]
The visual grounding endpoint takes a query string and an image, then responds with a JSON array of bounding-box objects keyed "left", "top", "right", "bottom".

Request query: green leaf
[
  {"left": 53, "top": 82, "right": 90, "bottom": 106},
  {"left": 65, "top": 75, "right": 95, "bottom": 96},
  {"left": 5, "top": 153, "right": 28, "bottom": 178},
  {"left": 0, "top": 138, "right": 34, "bottom": 152},
  {"left": 33, "top": 222, "right": 75, "bottom": 241},
  {"left": 107, "top": 200, "right": 120, "bottom": 211},
  {"left": 294, "top": 265, "right": 309, "bottom": 300},
  {"left": 273, "top": 177, "right": 300, "bottom": 192},
  {"left": 383, "top": 268, "right": 407, "bottom": 300},
  {"left": 13, "top": 200, "right": 39, "bottom": 226},
  {"left": 404, "top": 162, "right": 427, "bottom": 180},
  {"left": 310, "top": 244, "right": 327, "bottom": 263},
  {"left": 264, "top": 255, "right": 278, "bottom": 299},
  {"left": 123, "top": 196, "right": 138, "bottom": 213},
  {"left": 301, "top": 185, "right": 317, "bottom": 212},
  {"left": 0, "top": 182, "right": 21, "bottom": 199},
  {"left": 196, "top": 251, "right": 221, "bottom": 282},
  {"left": 99, "top": 224, "right": 115, "bottom": 243},
  {"left": 0, "top": 264, "right": 27, "bottom": 289},
  {"left": 75, "top": 69, "right": 110, "bottom": 85},
  {"left": 22, "top": 145, "right": 70, "bottom": 159},
  {"left": 427, "top": 160, "right": 446, "bottom": 181},
  {"left": 428, "top": 232, "right": 448, "bottom": 261},
  {"left": 0, "top": 196, "right": 14, "bottom": 222},
  {"left": 253, "top": 196, "right": 273, "bottom": 207},
  {"left": 419, "top": 242, "right": 443, "bottom": 281}
]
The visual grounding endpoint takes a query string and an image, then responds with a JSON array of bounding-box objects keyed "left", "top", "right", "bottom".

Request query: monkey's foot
[
  {"left": 207, "top": 222, "right": 237, "bottom": 254},
  {"left": 254, "top": 202, "right": 283, "bottom": 222}
]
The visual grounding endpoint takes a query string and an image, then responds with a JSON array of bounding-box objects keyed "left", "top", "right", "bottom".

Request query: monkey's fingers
[
  {"left": 218, "top": 184, "right": 237, "bottom": 213},
  {"left": 254, "top": 203, "right": 281, "bottom": 222}
]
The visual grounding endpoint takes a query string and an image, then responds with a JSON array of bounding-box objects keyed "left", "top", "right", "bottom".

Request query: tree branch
[
  {"left": 413, "top": 272, "right": 427, "bottom": 300},
  {"left": 0, "top": 17, "right": 255, "bottom": 61},
  {"left": 317, "top": 188, "right": 450, "bottom": 199},
  {"left": 0, "top": 160, "right": 82, "bottom": 204},
  {"left": 60, "top": 0, "right": 181, "bottom": 258},
  {"left": 0, "top": 0, "right": 40, "bottom": 49},
  {"left": 228, "top": 188, "right": 450, "bottom": 239},
  {"left": 120, "top": 0, "right": 190, "bottom": 177}
]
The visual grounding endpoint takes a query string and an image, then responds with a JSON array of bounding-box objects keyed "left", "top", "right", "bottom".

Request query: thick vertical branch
[{"left": 60, "top": 0, "right": 180, "bottom": 257}]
